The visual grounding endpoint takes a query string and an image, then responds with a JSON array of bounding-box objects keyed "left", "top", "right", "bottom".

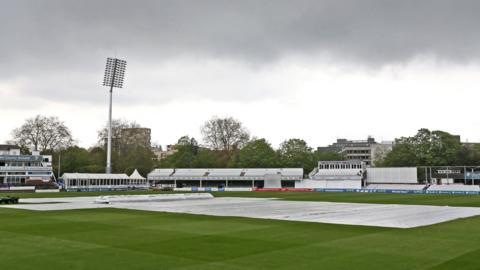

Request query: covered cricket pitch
[{"left": 4, "top": 194, "right": 480, "bottom": 228}]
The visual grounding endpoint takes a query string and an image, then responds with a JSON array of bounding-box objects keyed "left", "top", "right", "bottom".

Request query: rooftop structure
[
  {"left": 148, "top": 168, "right": 303, "bottom": 189},
  {"left": 0, "top": 144, "right": 21, "bottom": 155},
  {"left": 0, "top": 144, "right": 53, "bottom": 185},
  {"left": 300, "top": 161, "right": 365, "bottom": 189},
  {"left": 301, "top": 160, "right": 418, "bottom": 189},
  {"left": 317, "top": 137, "right": 393, "bottom": 166}
]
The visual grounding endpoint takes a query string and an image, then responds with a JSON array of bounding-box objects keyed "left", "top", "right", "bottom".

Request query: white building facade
[
  {"left": 317, "top": 137, "right": 393, "bottom": 166},
  {"left": 148, "top": 168, "right": 303, "bottom": 189},
  {"left": 62, "top": 170, "right": 148, "bottom": 191},
  {"left": 298, "top": 160, "right": 365, "bottom": 189},
  {"left": 0, "top": 145, "right": 53, "bottom": 185}
]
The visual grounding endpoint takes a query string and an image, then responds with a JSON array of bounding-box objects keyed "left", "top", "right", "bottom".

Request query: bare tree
[
  {"left": 97, "top": 118, "right": 140, "bottom": 145},
  {"left": 11, "top": 115, "right": 74, "bottom": 151},
  {"left": 201, "top": 116, "right": 250, "bottom": 153}
]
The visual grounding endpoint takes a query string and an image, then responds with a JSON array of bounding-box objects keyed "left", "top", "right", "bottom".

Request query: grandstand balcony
[{"left": 147, "top": 168, "right": 304, "bottom": 185}]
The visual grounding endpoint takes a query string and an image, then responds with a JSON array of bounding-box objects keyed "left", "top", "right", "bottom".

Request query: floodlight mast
[{"left": 103, "top": 58, "right": 127, "bottom": 174}]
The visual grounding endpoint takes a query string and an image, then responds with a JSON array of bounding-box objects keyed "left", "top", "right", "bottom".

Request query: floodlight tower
[{"left": 103, "top": 57, "right": 127, "bottom": 174}]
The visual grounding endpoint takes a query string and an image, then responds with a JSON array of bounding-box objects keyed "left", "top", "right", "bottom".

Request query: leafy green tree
[
  {"left": 428, "top": 130, "right": 462, "bottom": 165},
  {"left": 237, "top": 139, "right": 278, "bottom": 168},
  {"left": 278, "top": 138, "right": 314, "bottom": 174},
  {"left": 97, "top": 119, "right": 150, "bottom": 174},
  {"left": 380, "top": 143, "right": 417, "bottom": 167},
  {"left": 18, "top": 145, "right": 31, "bottom": 155},
  {"left": 51, "top": 146, "right": 90, "bottom": 177},
  {"left": 161, "top": 136, "right": 199, "bottom": 168},
  {"left": 81, "top": 164, "right": 105, "bottom": 173},
  {"left": 118, "top": 146, "right": 155, "bottom": 176},
  {"left": 88, "top": 147, "right": 106, "bottom": 169},
  {"left": 193, "top": 149, "right": 218, "bottom": 168},
  {"left": 313, "top": 150, "right": 343, "bottom": 162},
  {"left": 457, "top": 144, "right": 480, "bottom": 165},
  {"left": 382, "top": 129, "right": 463, "bottom": 167},
  {"left": 226, "top": 150, "right": 240, "bottom": 168}
]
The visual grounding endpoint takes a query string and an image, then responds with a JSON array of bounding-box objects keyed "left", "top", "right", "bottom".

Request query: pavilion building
[{"left": 62, "top": 169, "right": 147, "bottom": 191}]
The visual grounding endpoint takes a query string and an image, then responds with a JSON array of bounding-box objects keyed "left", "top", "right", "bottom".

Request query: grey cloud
[
  {"left": 1, "top": 0, "right": 480, "bottom": 103},
  {"left": 2, "top": 0, "right": 479, "bottom": 65}
]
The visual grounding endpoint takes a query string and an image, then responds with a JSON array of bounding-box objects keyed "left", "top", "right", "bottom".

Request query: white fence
[{"left": 366, "top": 168, "right": 417, "bottom": 184}]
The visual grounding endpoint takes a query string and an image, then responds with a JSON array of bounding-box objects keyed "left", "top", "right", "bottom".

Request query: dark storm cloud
[
  {"left": 1, "top": 0, "right": 480, "bottom": 103},
  {"left": 2, "top": 0, "right": 480, "bottom": 64}
]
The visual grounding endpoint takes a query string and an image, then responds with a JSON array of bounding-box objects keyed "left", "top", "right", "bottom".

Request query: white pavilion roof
[
  {"left": 129, "top": 169, "right": 146, "bottom": 180},
  {"left": 61, "top": 173, "right": 130, "bottom": 180}
]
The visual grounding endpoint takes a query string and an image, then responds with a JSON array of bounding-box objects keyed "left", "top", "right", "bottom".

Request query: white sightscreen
[
  {"left": 264, "top": 174, "right": 282, "bottom": 188},
  {"left": 366, "top": 168, "right": 418, "bottom": 184}
]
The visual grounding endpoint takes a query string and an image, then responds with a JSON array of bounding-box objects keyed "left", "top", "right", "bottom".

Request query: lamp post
[
  {"left": 58, "top": 151, "right": 61, "bottom": 179},
  {"left": 103, "top": 57, "right": 127, "bottom": 174}
]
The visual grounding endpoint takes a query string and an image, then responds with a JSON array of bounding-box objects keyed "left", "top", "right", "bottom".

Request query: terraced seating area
[
  {"left": 148, "top": 168, "right": 303, "bottom": 181},
  {"left": 427, "top": 184, "right": 480, "bottom": 192},
  {"left": 366, "top": 184, "right": 427, "bottom": 191}
]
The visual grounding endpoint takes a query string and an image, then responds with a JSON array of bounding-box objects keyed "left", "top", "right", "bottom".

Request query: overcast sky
[{"left": 2, "top": 0, "right": 480, "bottom": 149}]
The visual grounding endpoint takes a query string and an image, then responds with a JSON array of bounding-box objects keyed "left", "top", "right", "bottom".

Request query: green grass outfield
[
  {"left": 2, "top": 191, "right": 480, "bottom": 269},
  {"left": 1, "top": 204, "right": 480, "bottom": 269}
]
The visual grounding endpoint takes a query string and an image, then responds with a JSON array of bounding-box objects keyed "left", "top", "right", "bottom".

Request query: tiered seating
[
  {"left": 147, "top": 168, "right": 303, "bottom": 181},
  {"left": 208, "top": 169, "right": 243, "bottom": 177},
  {"left": 366, "top": 184, "right": 427, "bottom": 191},
  {"left": 312, "top": 169, "right": 362, "bottom": 180},
  {"left": 281, "top": 168, "right": 304, "bottom": 176},
  {"left": 243, "top": 169, "right": 270, "bottom": 177},
  {"left": 427, "top": 184, "right": 480, "bottom": 192},
  {"left": 243, "top": 168, "right": 302, "bottom": 180},
  {"left": 148, "top": 169, "right": 174, "bottom": 179},
  {"left": 279, "top": 168, "right": 303, "bottom": 180},
  {"left": 173, "top": 169, "right": 206, "bottom": 177}
]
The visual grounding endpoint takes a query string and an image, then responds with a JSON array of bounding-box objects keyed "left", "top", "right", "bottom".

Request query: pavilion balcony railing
[{"left": 0, "top": 166, "right": 52, "bottom": 171}]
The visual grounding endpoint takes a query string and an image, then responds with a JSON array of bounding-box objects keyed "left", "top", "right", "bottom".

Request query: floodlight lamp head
[{"left": 103, "top": 57, "right": 127, "bottom": 88}]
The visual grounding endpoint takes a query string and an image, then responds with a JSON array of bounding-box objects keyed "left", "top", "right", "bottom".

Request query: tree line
[
  {"left": 9, "top": 115, "right": 156, "bottom": 177},
  {"left": 379, "top": 128, "right": 480, "bottom": 167},
  {"left": 159, "top": 136, "right": 342, "bottom": 176},
  {"left": 7, "top": 115, "right": 480, "bottom": 178}
]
